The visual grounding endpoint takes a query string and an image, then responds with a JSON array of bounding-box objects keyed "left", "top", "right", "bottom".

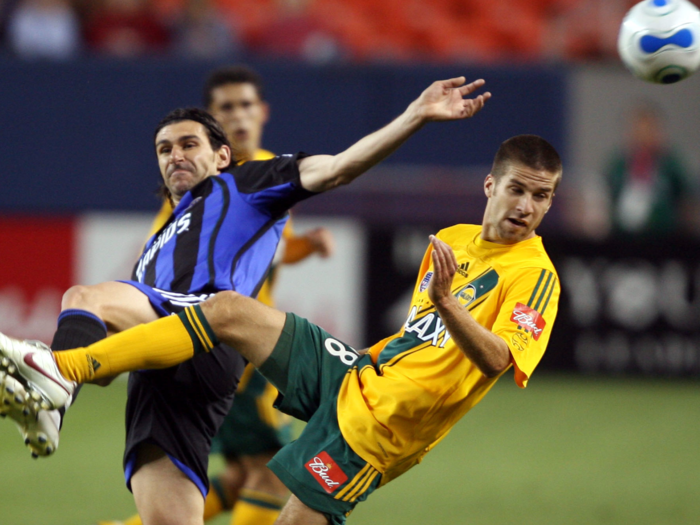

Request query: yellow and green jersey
[{"left": 337, "top": 224, "right": 560, "bottom": 483}]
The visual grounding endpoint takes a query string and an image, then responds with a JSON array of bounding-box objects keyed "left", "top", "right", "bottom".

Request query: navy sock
[
  {"left": 51, "top": 309, "right": 108, "bottom": 421},
  {"left": 51, "top": 309, "right": 108, "bottom": 351}
]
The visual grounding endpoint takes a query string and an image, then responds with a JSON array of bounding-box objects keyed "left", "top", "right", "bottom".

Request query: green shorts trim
[{"left": 260, "top": 313, "right": 381, "bottom": 522}]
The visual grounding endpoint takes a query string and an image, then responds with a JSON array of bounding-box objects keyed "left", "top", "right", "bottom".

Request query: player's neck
[{"left": 480, "top": 223, "right": 535, "bottom": 245}]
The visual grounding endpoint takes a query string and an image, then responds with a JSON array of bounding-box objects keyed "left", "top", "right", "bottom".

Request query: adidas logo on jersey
[{"left": 457, "top": 262, "right": 469, "bottom": 277}]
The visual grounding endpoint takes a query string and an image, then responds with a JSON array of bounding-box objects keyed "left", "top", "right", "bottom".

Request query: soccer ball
[{"left": 618, "top": 0, "right": 700, "bottom": 84}]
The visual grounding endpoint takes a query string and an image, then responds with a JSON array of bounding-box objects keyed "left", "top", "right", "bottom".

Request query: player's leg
[
  {"left": 200, "top": 291, "right": 286, "bottom": 369},
  {"left": 0, "top": 281, "right": 162, "bottom": 456},
  {"left": 5, "top": 291, "right": 287, "bottom": 410},
  {"left": 99, "top": 467, "right": 236, "bottom": 525},
  {"left": 122, "top": 340, "right": 243, "bottom": 525},
  {"left": 47, "top": 291, "right": 286, "bottom": 386},
  {"left": 232, "top": 452, "right": 288, "bottom": 525},
  {"left": 58, "top": 281, "right": 161, "bottom": 336},
  {"left": 130, "top": 443, "right": 205, "bottom": 525},
  {"left": 211, "top": 459, "right": 244, "bottom": 517},
  {"left": 274, "top": 495, "right": 329, "bottom": 525}
]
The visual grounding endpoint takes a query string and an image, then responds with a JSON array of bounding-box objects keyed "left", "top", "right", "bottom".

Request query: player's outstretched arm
[
  {"left": 298, "top": 78, "right": 491, "bottom": 193},
  {"left": 427, "top": 235, "right": 510, "bottom": 377}
]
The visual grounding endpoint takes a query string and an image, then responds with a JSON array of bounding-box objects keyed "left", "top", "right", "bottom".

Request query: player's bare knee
[
  {"left": 202, "top": 291, "right": 244, "bottom": 330},
  {"left": 61, "top": 284, "right": 101, "bottom": 312}
]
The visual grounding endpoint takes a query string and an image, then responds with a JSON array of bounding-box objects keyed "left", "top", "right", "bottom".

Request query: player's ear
[
  {"left": 484, "top": 174, "right": 495, "bottom": 198},
  {"left": 260, "top": 101, "right": 270, "bottom": 125},
  {"left": 216, "top": 145, "right": 232, "bottom": 171}
]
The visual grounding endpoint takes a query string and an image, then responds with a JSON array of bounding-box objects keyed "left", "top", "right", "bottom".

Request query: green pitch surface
[{"left": 1, "top": 374, "right": 698, "bottom": 525}]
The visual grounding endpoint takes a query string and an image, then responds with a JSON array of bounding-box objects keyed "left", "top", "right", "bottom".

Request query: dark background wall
[{"left": 0, "top": 60, "right": 567, "bottom": 214}]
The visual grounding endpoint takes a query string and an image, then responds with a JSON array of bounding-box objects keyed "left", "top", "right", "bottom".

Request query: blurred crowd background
[{"left": 0, "top": 0, "right": 654, "bottom": 63}]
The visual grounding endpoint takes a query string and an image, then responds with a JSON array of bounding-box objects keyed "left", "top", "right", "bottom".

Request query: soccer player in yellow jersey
[
  {"left": 3, "top": 81, "right": 525, "bottom": 525},
  {"left": 111, "top": 66, "right": 333, "bottom": 525}
]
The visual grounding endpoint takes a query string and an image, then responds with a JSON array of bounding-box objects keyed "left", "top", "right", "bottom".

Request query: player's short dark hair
[
  {"left": 154, "top": 108, "right": 232, "bottom": 203},
  {"left": 203, "top": 65, "right": 265, "bottom": 108},
  {"left": 491, "top": 135, "right": 562, "bottom": 188},
  {"left": 154, "top": 107, "right": 231, "bottom": 152}
]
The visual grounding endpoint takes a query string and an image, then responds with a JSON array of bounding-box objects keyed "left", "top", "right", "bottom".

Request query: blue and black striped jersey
[{"left": 132, "top": 153, "right": 314, "bottom": 298}]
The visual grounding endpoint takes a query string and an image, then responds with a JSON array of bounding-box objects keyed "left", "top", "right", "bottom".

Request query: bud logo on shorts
[
  {"left": 305, "top": 451, "right": 348, "bottom": 493},
  {"left": 510, "top": 302, "right": 546, "bottom": 340}
]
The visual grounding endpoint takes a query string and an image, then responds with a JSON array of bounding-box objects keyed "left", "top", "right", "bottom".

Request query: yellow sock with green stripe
[
  {"left": 231, "top": 489, "right": 286, "bottom": 525},
  {"left": 55, "top": 305, "right": 218, "bottom": 383},
  {"left": 205, "top": 475, "right": 232, "bottom": 519}
]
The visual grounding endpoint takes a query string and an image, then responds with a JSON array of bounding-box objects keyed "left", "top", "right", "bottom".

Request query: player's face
[
  {"left": 481, "top": 163, "right": 557, "bottom": 244},
  {"left": 208, "top": 83, "right": 269, "bottom": 160},
  {"left": 155, "top": 120, "right": 231, "bottom": 202}
]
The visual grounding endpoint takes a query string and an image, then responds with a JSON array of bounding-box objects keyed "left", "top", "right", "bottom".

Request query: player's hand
[
  {"left": 412, "top": 78, "right": 491, "bottom": 123},
  {"left": 305, "top": 227, "right": 335, "bottom": 258},
  {"left": 427, "top": 235, "right": 458, "bottom": 306}
]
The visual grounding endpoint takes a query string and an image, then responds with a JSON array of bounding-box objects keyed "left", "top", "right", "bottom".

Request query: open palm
[{"left": 417, "top": 77, "right": 491, "bottom": 122}]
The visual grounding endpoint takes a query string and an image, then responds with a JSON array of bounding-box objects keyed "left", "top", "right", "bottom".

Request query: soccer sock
[
  {"left": 204, "top": 476, "right": 231, "bottom": 519},
  {"left": 54, "top": 305, "right": 219, "bottom": 384},
  {"left": 50, "top": 309, "right": 108, "bottom": 419},
  {"left": 51, "top": 309, "right": 108, "bottom": 351},
  {"left": 122, "top": 515, "right": 144, "bottom": 525},
  {"left": 230, "top": 489, "right": 286, "bottom": 525}
]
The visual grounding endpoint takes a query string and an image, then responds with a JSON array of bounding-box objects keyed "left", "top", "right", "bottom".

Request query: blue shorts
[
  {"left": 118, "top": 280, "right": 215, "bottom": 317},
  {"left": 118, "top": 280, "right": 244, "bottom": 499}
]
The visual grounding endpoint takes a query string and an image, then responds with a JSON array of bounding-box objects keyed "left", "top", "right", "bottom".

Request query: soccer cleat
[
  {"left": 0, "top": 372, "right": 60, "bottom": 457},
  {"left": 96, "top": 521, "right": 124, "bottom": 525},
  {"left": 0, "top": 332, "right": 76, "bottom": 413}
]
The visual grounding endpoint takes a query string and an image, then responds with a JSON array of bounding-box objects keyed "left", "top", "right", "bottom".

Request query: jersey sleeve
[
  {"left": 491, "top": 267, "right": 560, "bottom": 388},
  {"left": 233, "top": 152, "right": 318, "bottom": 216}
]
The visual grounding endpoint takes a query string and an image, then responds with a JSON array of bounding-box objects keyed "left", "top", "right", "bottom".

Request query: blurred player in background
[
  {"left": 0, "top": 76, "right": 491, "bottom": 525},
  {"left": 604, "top": 102, "right": 693, "bottom": 237},
  {"left": 5, "top": 133, "right": 560, "bottom": 524},
  {"left": 103, "top": 65, "right": 334, "bottom": 525}
]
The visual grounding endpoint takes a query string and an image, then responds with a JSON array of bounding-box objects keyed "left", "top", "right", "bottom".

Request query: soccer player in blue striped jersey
[{"left": 0, "top": 77, "right": 490, "bottom": 525}]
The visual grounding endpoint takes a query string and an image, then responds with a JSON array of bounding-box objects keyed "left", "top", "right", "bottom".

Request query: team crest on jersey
[
  {"left": 305, "top": 451, "right": 348, "bottom": 493},
  {"left": 510, "top": 303, "right": 546, "bottom": 340},
  {"left": 456, "top": 284, "right": 476, "bottom": 307},
  {"left": 419, "top": 271, "right": 433, "bottom": 292}
]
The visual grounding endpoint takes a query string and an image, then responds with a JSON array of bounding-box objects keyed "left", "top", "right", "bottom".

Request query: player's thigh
[
  {"left": 130, "top": 443, "right": 205, "bottom": 525},
  {"left": 201, "top": 291, "right": 286, "bottom": 368},
  {"left": 276, "top": 494, "right": 329, "bottom": 525},
  {"left": 62, "top": 281, "right": 160, "bottom": 333}
]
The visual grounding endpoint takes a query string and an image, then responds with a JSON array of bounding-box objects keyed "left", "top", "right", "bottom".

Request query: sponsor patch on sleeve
[
  {"left": 419, "top": 271, "right": 433, "bottom": 292},
  {"left": 305, "top": 451, "right": 349, "bottom": 493},
  {"left": 510, "top": 302, "right": 546, "bottom": 341}
]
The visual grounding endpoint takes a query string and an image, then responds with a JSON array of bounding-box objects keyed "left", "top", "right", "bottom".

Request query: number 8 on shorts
[{"left": 324, "top": 338, "right": 359, "bottom": 366}]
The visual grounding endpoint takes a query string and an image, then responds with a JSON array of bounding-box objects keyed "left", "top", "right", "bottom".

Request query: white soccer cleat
[
  {"left": 0, "top": 372, "right": 59, "bottom": 457},
  {"left": 0, "top": 332, "right": 75, "bottom": 413}
]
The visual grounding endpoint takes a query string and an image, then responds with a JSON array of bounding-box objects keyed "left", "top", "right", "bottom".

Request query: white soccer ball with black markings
[{"left": 618, "top": 0, "right": 700, "bottom": 84}]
